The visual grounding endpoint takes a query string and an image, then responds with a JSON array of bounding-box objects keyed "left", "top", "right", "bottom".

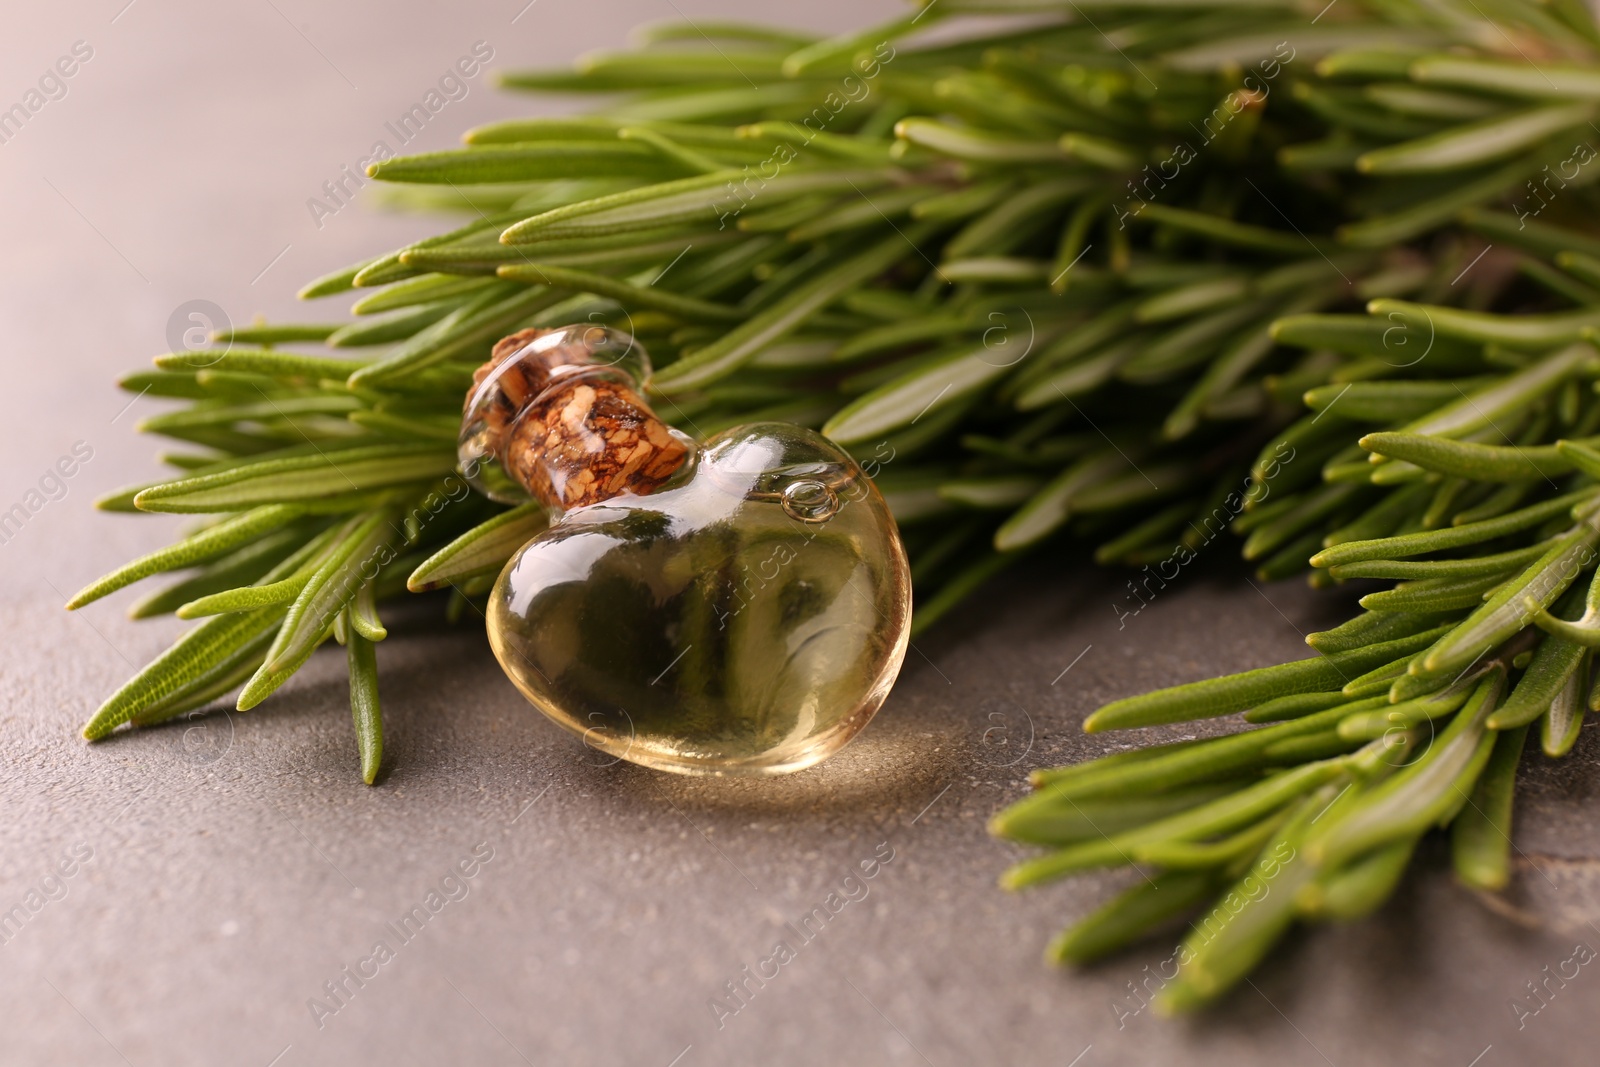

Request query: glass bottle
[{"left": 459, "top": 325, "right": 912, "bottom": 776}]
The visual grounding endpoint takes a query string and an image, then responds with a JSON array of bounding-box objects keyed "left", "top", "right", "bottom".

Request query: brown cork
[{"left": 469, "top": 328, "right": 688, "bottom": 511}]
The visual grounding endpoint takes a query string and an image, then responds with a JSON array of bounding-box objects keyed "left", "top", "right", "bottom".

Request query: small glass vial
[{"left": 460, "top": 326, "right": 912, "bottom": 776}]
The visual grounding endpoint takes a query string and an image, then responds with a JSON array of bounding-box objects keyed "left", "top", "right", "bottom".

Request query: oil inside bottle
[{"left": 486, "top": 422, "right": 911, "bottom": 775}]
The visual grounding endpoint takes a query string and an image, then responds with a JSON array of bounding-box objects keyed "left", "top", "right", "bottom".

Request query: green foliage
[{"left": 76, "top": 0, "right": 1600, "bottom": 1010}]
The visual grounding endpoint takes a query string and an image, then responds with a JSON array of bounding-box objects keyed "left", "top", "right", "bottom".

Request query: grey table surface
[{"left": 3, "top": 2, "right": 1598, "bottom": 1065}]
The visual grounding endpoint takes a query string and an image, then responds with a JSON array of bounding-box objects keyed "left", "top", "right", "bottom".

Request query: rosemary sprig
[{"left": 74, "top": 0, "right": 1600, "bottom": 1008}]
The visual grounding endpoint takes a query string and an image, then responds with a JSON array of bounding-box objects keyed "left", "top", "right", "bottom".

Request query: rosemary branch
[{"left": 73, "top": 0, "right": 1600, "bottom": 1009}]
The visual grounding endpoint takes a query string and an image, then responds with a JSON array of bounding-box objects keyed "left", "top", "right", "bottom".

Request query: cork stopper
[{"left": 461, "top": 327, "right": 689, "bottom": 511}]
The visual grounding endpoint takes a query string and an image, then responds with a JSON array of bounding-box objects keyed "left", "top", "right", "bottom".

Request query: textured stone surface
[{"left": 2, "top": 3, "right": 1598, "bottom": 1065}]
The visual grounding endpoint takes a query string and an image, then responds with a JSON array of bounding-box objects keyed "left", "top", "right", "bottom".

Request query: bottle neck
[{"left": 466, "top": 328, "right": 688, "bottom": 511}]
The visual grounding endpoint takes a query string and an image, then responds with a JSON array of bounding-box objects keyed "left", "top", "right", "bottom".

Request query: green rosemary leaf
[
  {"left": 1093, "top": 502, "right": 1191, "bottom": 564},
  {"left": 352, "top": 254, "right": 427, "bottom": 288},
  {"left": 1329, "top": 539, "right": 1549, "bottom": 581},
  {"left": 1557, "top": 438, "right": 1600, "bottom": 480},
  {"left": 1243, "top": 690, "right": 1357, "bottom": 724},
  {"left": 1363, "top": 84, "right": 1506, "bottom": 121},
  {"left": 1339, "top": 155, "right": 1537, "bottom": 247},
  {"left": 1242, "top": 482, "right": 1364, "bottom": 561},
  {"left": 153, "top": 349, "right": 369, "bottom": 380},
  {"left": 1008, "top": 300, "right": 1136, "bottom": 385},
  {"left": 1296, "top": 837, "right": 1417, "bottom": 921},
  {"left": 1338, "top": 650, "right": 1422, "bottom": 697},
  {"left": 100, "top": 438, "right": 396, "bottom": 513},
  {"left": 495, "top": 263, "right": 742, "bottom": 323},
  {"left": 1132, "top": 813, "right": 1291, "bottom": 871},
  {"left": 911, "top": 177, "right": 1018, "bottom": 222},
  {"left": 1164, "top": 295, "right": 1324, "bottom": 439},
  {"left": 1047, "top": 868, "right": 1223, "bottom": 966},
  {"left": 1418, "top": 513, "right": 1600, "bottom": 675},
  {"left": 1014, "top": 337, "right": 1140, "bottom": 409},
  {"left": 350, "top": 273, "right": 499, "bottom": 315},
  {"left": 893, "top": 117, "right": 1067, "bottom": 163},
  {"left": 1356, "top": 103, "right": 1596, "bottom": 174},
  {"left": 1396, "top": 341, "right": 1593, "bottom": 436},
  {"left": 1272, "top": 312, "right": 1470, "bottom": 361},
  {"left": 1001, "top": 761, "right": 1344, "bottom": 888},
  {"left": 824, "top": 341, "right": 1015, "bottom": 446},
  {"left": 944, "top": 177, "right": 1096, "bottom": 260},
  {"left": 993, "top": 451, "right": 1130, "bottom": 551},
  {"left": 573, "top": 46, "right": 788, "bottom": 86},
  {"left": 65, "top": 504, "right": 304, "bottom": 609},
  {"left": 462, "top": 117, "right": 624, "bottom": 145},
  {"left": 783, "top": 10, "right": 930, "bottom": 75},
  {"left": 138, "top": 396, "right": 364, "bottom": 433},
  {"left": 618, "top": 126, "right": 728, "bottom": 175},
  {"left": 127, "top": 526, "right": 309, "bottom": 619},
  {"left": 213, "top": 323, "right": 341, "bottom": 344},
  {"left": 1558, "top": 251, "right": 1600, "bottom": 289},
  {"left": 1451, "top": 723, "right": 1529, "bottom": 890},
  {"left": 1119, "top": 302, "right": 1269, "bottom": 386},
  {"left": 936, "top": 257, "right": 1052, "bottom": 283},
  {"left": 1164, "top": 26, "right": 1438, "bottom": 70},
  {"left": 990, "top": 780, "right": 1241, "bottom": 846},
  {"left": 1301, "top": 379, "right": 1481, "bottom": 422},
  {"left": 1360, "top": 433, "right": 1570, "bottom": 482},
  {"left": 1357, "top": 572, "right": 1508, "bottom": 613},
  {"left": 502, "top": 168, "right": 897, "bottom": 242},
  {"left": 1259, "top": 531, "right": 1332, "bottom": 583},
  {"left": 127, "top": 625, "right": 277, "bottom": 728},
  {"left": 299, "top": 255, "right": 385, "bottom": 300},
  {"left": 1368, "top": 303, "right": 1600, "bottom": 351},
  {"left": 407, "top": 502, "right": 547, "bottom": 591},
  {"left": 175, "top": 523, "right": 346, "bottom": 618},
  {"left": 1082, "top": 626, "right": 1454, "bottom": 732},
  {"left": 1336, "top": 684, "right": 1473, "bottom": 740},
  {"left": 1462, "top": 210, "right": 1600, "bottom": 263},
  {"left": 1522, "top": 593, "right": 1600, "bottom": 647},
  {"left": 82, "top": 607, "right": 287, "bottom": 739},
  {"left": 131, "top": 444, "right": 454, "bottom": 514},
  {"left": 1309, "top": 487, "right": 1596, "bottom": 567},
  {"left": 349, "top": 579, "right": 386, "bottom": 643},
  {"left": 1129, "top": 203, "right": 1317, "bottom": 255},
  {"left": 1387, "top": 660, "right": 1471, "bottom": 704},
  {"left": 1278, "top": 133, "right": 1377, "bottom": 171},
  {"left": 634, "top": 17, "right": 817, "bottom": 49},
  {"left": 347, "top": 624, "right": 384, "bottom": 785},
  {"left": 1154, "top": 786, "right": 1336, "bottom": 1013},
  {"left": 1305, "top": 609, "right": 1454, "bottom": 655},
  {"left": 346, "top": 409, "right": 459, "bottom": 442},
  {"left": 239, "top": 510, "right": 396, "bottom": 711},
  {"left": 1027, "top": 737, "right": 1208, "bottom": 788},
  {"left": 326, "top": 301, "right": 458, "bottom": 347},
  {"left": 1541, "top": 656, "right": 1589, "bottom": 756},
  {"left": 1454, "top": 481, "right": 1537, "bottom": 525},
  {"left": 346, "top": 285, "right": 563, "bottom": 387},
  {"left": 1305, "top": 669, "right": 1504, "bottom": 868},
  {"left": 369, "top": 142, "right": 689, "bottom": 184},
  {"left": 654, "top": 228, "right": 934, "bottom": 393},
  {"left": 1316, "top": 47, "right": 1430, "bottom": 79},
  {"left": 1047, "top": 708, "right": 1353, "bottom": 802},
  {"left": 909, "top": 547, "right": 1015, "bottom": 635},
  {"left": 1409, "top": 55, "right": 1600, "bottom": 100},
  {"left": 1134, "top": 276, "right": 1252, "bottom": 324},
  {"left": 833, "top": 313, "right": 970, "bottom": 361},
  {"left": 118, "top": 369, "right": 208, "bottom": 399},
  {"left": 938, "top": 474, "right": 1043, "bottom": 510},
  {"left": 177, "top": 576, "right": 309, "bottom": 619},
  {"left": 1520, "top": 256, "right": 1600, "bottom": 306}
]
